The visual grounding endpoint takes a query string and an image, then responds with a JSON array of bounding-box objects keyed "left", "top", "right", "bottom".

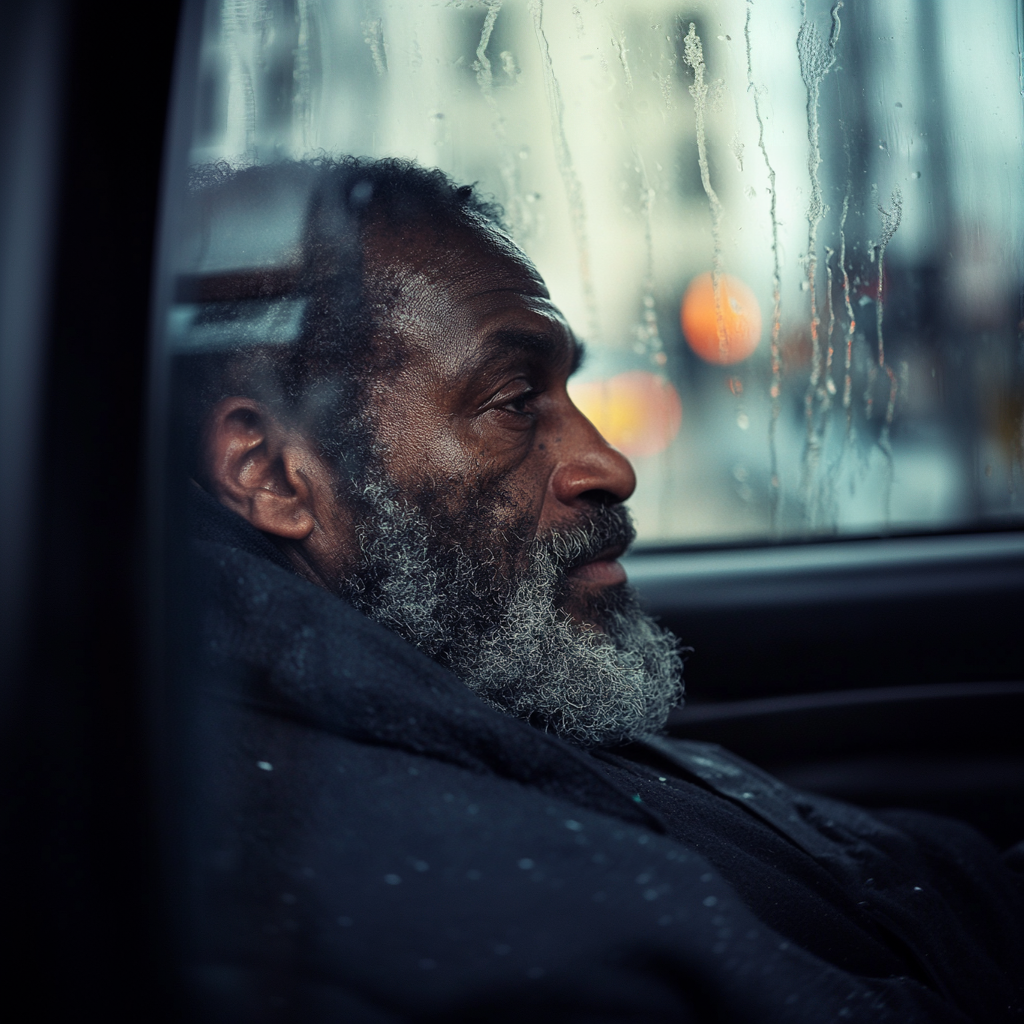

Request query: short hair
[{"left": 170, "top": 156, "right": 506, "bottom": 485}]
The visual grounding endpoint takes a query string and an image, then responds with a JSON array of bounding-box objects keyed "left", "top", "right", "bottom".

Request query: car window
[{"left": 165, "top": 0, "right": 1024, "bottom": 547}]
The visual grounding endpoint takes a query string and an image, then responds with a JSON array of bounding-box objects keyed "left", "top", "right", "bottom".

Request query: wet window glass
[{"left": 168, "top": 0, "right": 1024, "bottom": 544}]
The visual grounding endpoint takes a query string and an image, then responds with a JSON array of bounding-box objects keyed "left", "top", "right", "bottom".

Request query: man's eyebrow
[{"left": 484, "top": 329, "right": 586, "bottom": 374}]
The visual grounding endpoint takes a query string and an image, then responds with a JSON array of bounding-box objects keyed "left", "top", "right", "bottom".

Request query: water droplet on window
[
  {"left": 518, "top": 858, "right": 535, "bottom": 870},
  {"left": 257, "top": 761, "right": 273, "bottom": 771},
  {"left": 737, "top": 413, "right": 750, "bottom": 430},
  {"left": 703, "top": 895, "right": 718, "bottom": 907},
  {"left": 384, "top": 874, "right": 402, "bottom": 885}
]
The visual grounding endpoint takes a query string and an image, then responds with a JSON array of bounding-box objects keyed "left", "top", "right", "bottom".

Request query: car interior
[{"left": 2, "top": 0, "right": 1021, "bottom": 1016}]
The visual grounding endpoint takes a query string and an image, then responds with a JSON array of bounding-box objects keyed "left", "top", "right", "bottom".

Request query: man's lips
[{"left": 565, "top": 545, "right": 628, "bottom": 586}]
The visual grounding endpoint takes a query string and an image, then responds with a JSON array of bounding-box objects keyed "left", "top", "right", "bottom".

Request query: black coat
[{"left": 180, "top": 490, "right": 1024, "bottom": 1022}]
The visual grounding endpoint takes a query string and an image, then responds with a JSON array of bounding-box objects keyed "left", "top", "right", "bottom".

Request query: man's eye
[
  {"left": 482, "top": 379, "right": 544, "bottom": 426},
  {"left": 503, "top": 391, "right": 538, "bottom": 415}
]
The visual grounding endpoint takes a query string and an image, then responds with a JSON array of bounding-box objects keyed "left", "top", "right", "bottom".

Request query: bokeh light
[
  {"left": 569, "top": 371, "right": 682, "bottom": 458},
  {"left": 681, "top": 272, "right": 762, "bottom": 365}
]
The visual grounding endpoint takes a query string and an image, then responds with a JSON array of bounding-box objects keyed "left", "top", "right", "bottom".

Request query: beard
[{"left": 337, "top": 473, "right": 685, "bottom": 749}]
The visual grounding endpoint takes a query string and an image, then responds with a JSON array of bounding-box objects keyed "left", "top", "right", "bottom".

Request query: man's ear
[{"left": 203, "top": 396, "right": 317, "bottom": 540}]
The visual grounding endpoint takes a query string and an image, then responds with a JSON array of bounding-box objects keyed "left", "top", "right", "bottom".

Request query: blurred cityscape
[{"left": 180, "top": 0, "right": 1024, "bottom": 545}]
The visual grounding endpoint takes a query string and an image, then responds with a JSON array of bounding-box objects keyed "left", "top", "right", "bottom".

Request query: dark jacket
[{"left": 181, "top": 490, "right": 1024, "bottom": 1022}]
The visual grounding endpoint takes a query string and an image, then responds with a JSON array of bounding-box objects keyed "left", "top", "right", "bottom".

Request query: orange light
[
  {"left": 681, "top": 271, "right": 762, "bottom": 365},
  {"left": 569, "top": 371, "right": 682, "bottom": 458}
]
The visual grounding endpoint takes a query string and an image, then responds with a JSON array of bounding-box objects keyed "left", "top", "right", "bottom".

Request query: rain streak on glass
[
  {"left": 745, "top": 0, "right": 783, "bottom": 522},
  {"left": 683, "top": 23, "right": 728, "bottom": 362},
  {"left": 796, "top": 2, "right": 841, "bottom": 522}
]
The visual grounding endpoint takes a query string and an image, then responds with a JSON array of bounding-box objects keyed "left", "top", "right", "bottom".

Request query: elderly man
[{"left": 175, "top": 158, "right": 1023, "bottom": 1023}]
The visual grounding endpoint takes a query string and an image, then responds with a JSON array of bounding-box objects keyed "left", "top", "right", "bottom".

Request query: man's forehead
[
  {"left": 362, "top": 217, "right": 582, "bottom": 373},
  {"left": 364, "top": 216, "right": 548, "bottom": 299}
]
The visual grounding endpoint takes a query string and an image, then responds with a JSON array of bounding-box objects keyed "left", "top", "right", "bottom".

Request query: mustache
[{"left": 535, "top": 503, "right": 636, "bottom": 574}]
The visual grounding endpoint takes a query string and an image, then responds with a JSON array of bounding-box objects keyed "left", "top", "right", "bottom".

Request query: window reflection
[{"left": 174, "top": 0, "right": 1024, "bottom": 543}]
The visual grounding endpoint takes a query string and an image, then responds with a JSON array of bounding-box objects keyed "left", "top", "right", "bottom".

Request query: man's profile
[{"left": 173, "top": 158, "right": 1024, "bottom": 1022}]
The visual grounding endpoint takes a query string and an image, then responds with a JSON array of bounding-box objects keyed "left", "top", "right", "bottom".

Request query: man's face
[
  {"left": 201, "top": 204, "right": 683, "bottom": 745},
  {"left": 322, "top": 217, "right": 684, "bottom": 747},
  {"left": 359, "top": 217, "right": 637, "bottom": 627}
]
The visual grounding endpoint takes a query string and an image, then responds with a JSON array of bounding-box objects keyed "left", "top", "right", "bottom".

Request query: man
[{"left": 174, "top": 158, "right": 1023, "bottom": 1022}]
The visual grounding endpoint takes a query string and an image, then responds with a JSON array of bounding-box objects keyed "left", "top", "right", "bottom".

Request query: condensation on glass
[{"left": 176, "top": 0, "right": 1024, "bottom": 544}]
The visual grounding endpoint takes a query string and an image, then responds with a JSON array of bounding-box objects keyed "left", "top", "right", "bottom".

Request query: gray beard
[{"left": 339, "top": 477, "right": 685, "bottom": 748}]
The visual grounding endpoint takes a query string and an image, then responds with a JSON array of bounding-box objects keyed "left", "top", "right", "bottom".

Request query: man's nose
[{"left": 548, "top": 404, "right": 637, "bottom": 508}]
